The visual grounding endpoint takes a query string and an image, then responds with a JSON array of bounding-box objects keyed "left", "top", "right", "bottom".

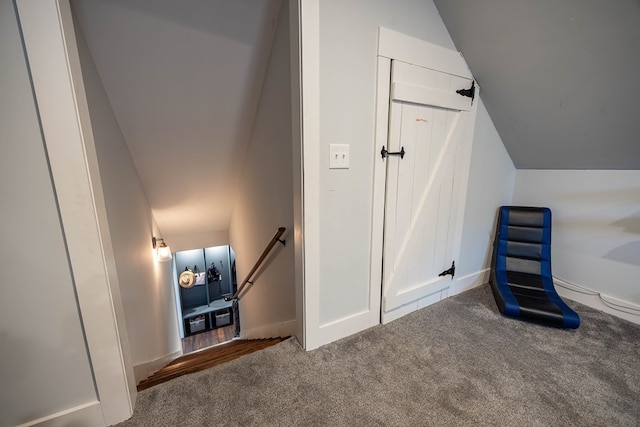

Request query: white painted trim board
[
  {"left": 554, "top": 279, "right": 640, "bottom": 326},
  {"left": 15, "top": 401, "right": 103, "bottom": 427},
  {"left": 133, "top": 350, "right": 183, "bottom": 384},
  {"left": 381, "top": 269, "right": 488, "bottom": 325},
  {"left": 378, "top": 27, "right": 472, "bottom": 79},
  {"left": 16, "top": 0, "right": 135, "bottom": 424},
  {"left": 299, "top": 0, "right": 322, "bottom": 350}
]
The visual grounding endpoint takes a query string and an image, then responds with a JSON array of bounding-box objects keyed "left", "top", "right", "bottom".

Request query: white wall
[
  {"left": 229, "top": 1, "right": 296, "bottom": 339},
  {"left": 317, "top": 0, "right": 457, "bottom": 326},
  {"left": 455, "top": 99, "right": 516, "bottom": 288},
  {"left": 74, "top": 24, "right": 182, "bottom": 382},
  {"left": 303, "top": 0, "right": 515, "bottom": 347},
  {"left": 0, "top": 1, "right": 97, "bottom": 424},
  {"left": 514, "top": 170, "right": 640, "bottom": 320},
  {"left": 163, "top": 230, "right": 229, "bottom": 254}
]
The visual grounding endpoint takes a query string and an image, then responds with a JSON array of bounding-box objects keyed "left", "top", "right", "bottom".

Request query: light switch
[{"left": 329, "top": 144, "right": 350, "bottom": 169}]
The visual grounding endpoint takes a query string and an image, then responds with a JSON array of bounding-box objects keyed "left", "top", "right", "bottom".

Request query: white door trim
[
  {"left": 378, "top": 27, "right": 472, "bottom": 79},
  {"left": 368, "top": 55, "right": 392, "bottom": 328},
  {"left": 371, "top": 27, "right": 476, "bottom": 323},
  {"left": 17, "top": 1, "right": 135, "bottom": 424},
  {"left": 391, "top": 82, "right": 472, "bottom": 111},
  {"left": 289, "top": 0, "right": 306, "bottom": 349},
  {"left": 299, "top": 0, "right": 322, "bottom": 350}
]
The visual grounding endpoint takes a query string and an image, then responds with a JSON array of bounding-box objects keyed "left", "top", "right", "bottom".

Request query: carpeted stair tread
[{"left": 137, "top": 337, "right": 287, "bottom": 391}]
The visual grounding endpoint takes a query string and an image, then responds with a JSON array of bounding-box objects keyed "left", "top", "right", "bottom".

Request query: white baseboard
[
  {"left": 382, "top": 302, "right": 419, "bottom": 324},
  {"left": 240, "top": 319, "right": 297, "bottom": 340},
  {"left": 381, "top": 268, "right": 489, "bottom": 325},
  {"left": 306, "top": 269, "right": 492, "bottom": 349},
  {"left": 16, "top": 400, "right": 104, "bottom": 427},
  {"left": 133, "top": 349, "right": 183, "bottom": 384},
  {"left": 553, "top": 279, "right": 640, "bottom": 326},
  {"left": 382, "top": 288, "right": 448, "bottom": 324},
  {"left": 383, "top": 280, "right": 449, "bottom": 313},
  {"left": 306, "top": 311, "right": 373, "bottom": 350},
  {"left": 451, "top": 268, "right": 490, "bottom": 296}
]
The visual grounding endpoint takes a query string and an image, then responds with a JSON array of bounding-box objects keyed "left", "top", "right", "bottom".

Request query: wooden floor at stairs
[
  {"left": 137, "top": 337, "right": 289, "bottom": 391},
  {"left": 182, "top": 324, "right": 236, "bottom": 354}
]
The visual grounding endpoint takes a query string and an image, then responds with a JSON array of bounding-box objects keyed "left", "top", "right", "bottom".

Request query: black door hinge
[
  {"left": 456, "top": 81, "right": 475, "bottom": 104},
  {"left": 438, "top": 261, "right": 455, "bottom": 280}
]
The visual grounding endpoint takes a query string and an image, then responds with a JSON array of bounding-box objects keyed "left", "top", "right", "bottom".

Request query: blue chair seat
[{"left": 489, "top": 206, "right": 580, "bottom": 329}]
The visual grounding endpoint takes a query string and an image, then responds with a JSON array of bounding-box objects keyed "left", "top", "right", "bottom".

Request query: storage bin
[
  {"left": 216, "top": 311, "right": 231, "bottom": 327},
  {"left": 189, "top": 315, "right": 206, "bottom": 333}
]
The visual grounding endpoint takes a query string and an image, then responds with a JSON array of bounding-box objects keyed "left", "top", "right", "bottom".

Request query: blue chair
[{"left": 489, "top": 206, "right": 580, "bottom": 328}]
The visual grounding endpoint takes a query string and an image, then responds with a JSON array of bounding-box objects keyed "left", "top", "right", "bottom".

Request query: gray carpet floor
[{"left": 119, "top": 284, "right": 640, "bottom": 426}]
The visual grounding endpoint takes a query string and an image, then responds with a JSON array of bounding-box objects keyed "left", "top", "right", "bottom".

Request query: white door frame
[
  {"left": 370, "top": 28, "right": 476, "bottom": 323},
  {"left": 299, "top": 0, "right": 322, "bottom": 350},
  {"left": 17, "top": 1, "right": 136, "bottom": 425}
]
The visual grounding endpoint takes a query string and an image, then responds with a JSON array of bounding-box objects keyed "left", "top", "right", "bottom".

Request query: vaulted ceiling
[
  {"left": 433, "top": 0, "right": 640, "bottom": 169},
  {"left": 71, "top": 0, "right": 639, "bottom": 244},
  {"left": 72, "top": 0, "right": 282, "bottom": 238}
]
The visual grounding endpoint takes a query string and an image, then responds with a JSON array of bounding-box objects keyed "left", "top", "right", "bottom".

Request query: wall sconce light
[{"left": 152, "top": 236, "right": 172, "bottom": 262}]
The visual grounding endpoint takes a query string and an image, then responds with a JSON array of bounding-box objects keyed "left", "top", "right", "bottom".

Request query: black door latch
[{"left": 381, "top": 146, "right": 406, "bottom": 160}]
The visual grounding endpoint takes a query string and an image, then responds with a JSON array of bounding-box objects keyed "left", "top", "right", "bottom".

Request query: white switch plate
[{"left": 329, "top": 144, "right": 350, "bottom": 169}]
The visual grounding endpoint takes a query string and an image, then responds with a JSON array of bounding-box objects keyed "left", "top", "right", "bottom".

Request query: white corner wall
[
  {"left": 229, "top": 1, "right": 296, "bottom": 339},
  {"left": 513, "top": 170, "right": 640, "bottom": 323},
  {"left": 0, "top": 2, "right": 98, "bottom": 425},
  {"left": 454, "top": 99, "right": 516, "bottom": 291},
  {"left": 74, "top": 24, "right": 182, "bottom": 382},
  {"left": 301, "top": 0, "right": 515, "bottom": 349}
]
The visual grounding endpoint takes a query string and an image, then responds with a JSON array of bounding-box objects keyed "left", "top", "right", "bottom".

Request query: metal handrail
[
  {"left": 225, "top": 227, "right": 286, "bottom": 337},
  {"left": 226, "top": 227, "right": 286, "bottom": 302}
]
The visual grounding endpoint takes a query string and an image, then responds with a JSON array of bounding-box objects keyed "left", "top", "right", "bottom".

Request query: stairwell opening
[{"left": 173, "top": 245, "right": 238, "bottom": 354}]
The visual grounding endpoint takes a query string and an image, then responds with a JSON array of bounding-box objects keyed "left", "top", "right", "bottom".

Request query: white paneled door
[{"left": 381, "top": 60, "right": 477, "bottom": 323}]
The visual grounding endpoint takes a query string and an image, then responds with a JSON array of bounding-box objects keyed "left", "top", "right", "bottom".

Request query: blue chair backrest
[{"left": 495, "top": 206, "right": 552, "bottom": 282}]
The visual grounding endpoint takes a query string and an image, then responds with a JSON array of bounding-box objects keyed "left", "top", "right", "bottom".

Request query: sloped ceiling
[
  {"left": 433, "top": 0, "right": 640, "bottom": 169},
  {"left": 71, "top": 0, "right": 282, "bottom": 238}
]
